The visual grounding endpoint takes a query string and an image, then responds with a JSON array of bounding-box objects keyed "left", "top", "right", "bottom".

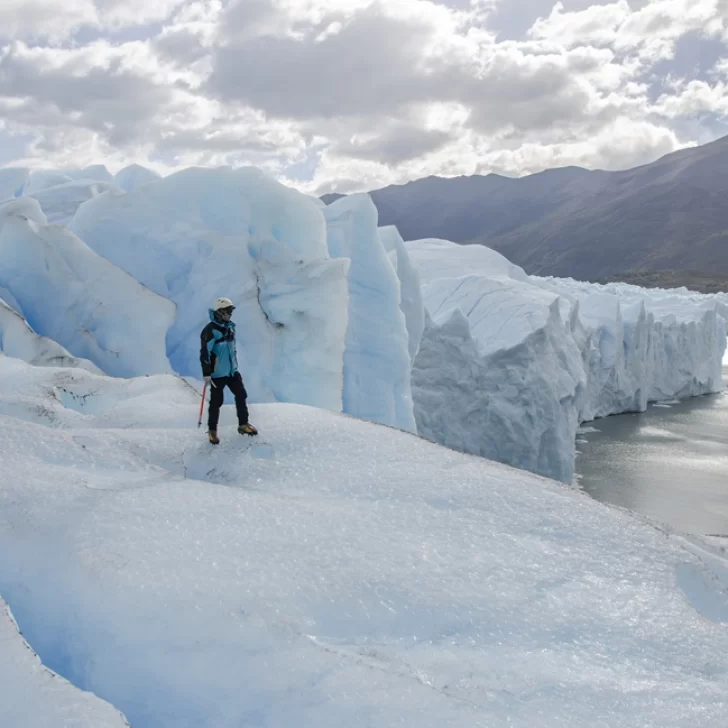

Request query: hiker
[{"left": 200, "top": 297, "right": 258, "bottom": 444}]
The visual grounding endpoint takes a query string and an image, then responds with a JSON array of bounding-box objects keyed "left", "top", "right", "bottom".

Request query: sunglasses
[{"left": 220, "top": 306, "right": 235, "bottom": 315}]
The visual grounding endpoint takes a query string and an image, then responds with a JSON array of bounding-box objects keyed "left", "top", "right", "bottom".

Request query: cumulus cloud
[
  {"left": 0, "top": 0, "right": 726, "bottom": 193},
  {"left": 0, "top": 0, "right": 189, "bottom": 41},
  {"left": 333, "top": 124, "right": 454, "bottom": 164},
  {"left": 0, "top": 0, "right": 96, "bottom": 42}
]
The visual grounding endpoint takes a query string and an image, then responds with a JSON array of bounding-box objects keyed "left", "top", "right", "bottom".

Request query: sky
[{"left": 0, "top": 0, "right": 726, "bottom": 194}]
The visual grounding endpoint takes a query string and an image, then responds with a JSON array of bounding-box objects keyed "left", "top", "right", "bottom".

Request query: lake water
[{"left": 575, "top": 372, "right": 728, "bottom": 537}]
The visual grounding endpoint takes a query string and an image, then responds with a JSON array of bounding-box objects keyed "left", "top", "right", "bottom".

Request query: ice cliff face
[
  {"left": 325, "top": 195, "right": 416, "bottom": 432},
  {"left": 0, "top": 298, "right": 101, "bottom": 373},
  {"left": 535, "top": 278, "right": 725, "bottom": 422},
  {"left": 407, "top": 239, "right": 726, "bottom": 483}
]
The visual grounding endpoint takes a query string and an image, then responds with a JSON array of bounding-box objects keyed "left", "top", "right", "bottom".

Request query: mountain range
[{"left": 323, "top": 135, "right": 728, "bottom": 288}]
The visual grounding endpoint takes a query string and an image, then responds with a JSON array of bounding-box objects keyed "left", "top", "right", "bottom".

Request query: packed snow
[
  {"left": 1, "top": 357, "right": 728, "bottom": 727},
  {"left": 1, "top": 596, "right": 130, "bottom": 728},
  {"left": 407, "top": 239, "right": 726, "bottom": 482}
]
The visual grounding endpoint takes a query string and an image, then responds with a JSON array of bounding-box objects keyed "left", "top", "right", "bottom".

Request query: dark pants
[{"left": 208, "top": 372, "right": 249, "bottom": 431}]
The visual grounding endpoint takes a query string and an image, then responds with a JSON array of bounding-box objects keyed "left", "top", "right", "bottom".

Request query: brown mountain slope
[{"left": 337, "top": 135, "right": 728, "bottom": 280}]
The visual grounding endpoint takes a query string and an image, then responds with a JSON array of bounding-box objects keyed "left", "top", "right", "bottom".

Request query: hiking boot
[
  {"left": 238, "top": 423, "right": 258, "bottom": 436},
  {"left": 208, "top": 430, "right": 220, "bottom": 445}
]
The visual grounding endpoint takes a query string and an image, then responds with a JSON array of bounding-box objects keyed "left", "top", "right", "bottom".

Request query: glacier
[
  {"left": 1, "top": 357, "right": 728, "bottom": 727},
  {"left": 407, "top": 239, "right": 726, "bottom": 483},
  {"left": 1, "top": 161, "right": 728, "bottom": 726},
  {"left": 1, "top": 160, "right": 727, "bottom": 474}
]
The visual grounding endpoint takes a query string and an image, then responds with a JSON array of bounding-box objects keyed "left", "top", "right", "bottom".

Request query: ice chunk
[
  {"left": 0, "top": 596, "right": 130, "bottom": 728},
  {"left": 0, "top": 167, "right": 29, "bottom": 201},
  {"left": 0, "top": 206, "right": 175, "bottom": 377},
  {"left": 378, "top": 225, "right": 425, "bottom": 362},
  {"left": 29, "top": 179, "right": 122, "bottom": 226},
  {"left": 325, "top": 195, "right": 416, "bottom": 431},
  {"left": 0, "top": 299, "right": 101, "bottom": 372},
  {"left": 25, "top": 166, "right": 115, "bottom": 195},
  {"left": 25, "top": 170, "right": 74, "bottom": 193},
  {"left": 70, "top": 166, "right": 348, "bottom": 409},
  {"left": 0, "top": 196, "right": 47, "bottom": 226},
  {"left": 114, "top": 164, "right": 162, "bottom": 192}
]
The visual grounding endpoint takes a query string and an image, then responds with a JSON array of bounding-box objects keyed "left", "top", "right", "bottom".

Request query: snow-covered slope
[
  {"left": 1, "top": 358, "right": 728, "bottom": 728},
  {"left": 407, "top": 239, "right": 726, "bottom": 483},
  {"left": 0, "top": 198, "right": 175, "bottom": 377},
  {"left": 325, "top": 195, "right": 416, "bottom": 431},
  {"left": 1, "top": 597, "right": 130, "bottom": 728}
]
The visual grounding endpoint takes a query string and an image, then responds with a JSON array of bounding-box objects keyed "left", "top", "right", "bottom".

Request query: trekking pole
[{"left": 197, "top": 382, "right": 207, "bottom": 428}]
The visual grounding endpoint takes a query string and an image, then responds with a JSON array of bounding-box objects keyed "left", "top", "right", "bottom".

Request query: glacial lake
[{"left": 575, "top": 369, "right": 728, "bottom": 537}]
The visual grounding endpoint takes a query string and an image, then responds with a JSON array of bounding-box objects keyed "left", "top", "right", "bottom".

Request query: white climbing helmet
[{"left": 213, "top": 297, "right": 235, "bottom": 311}]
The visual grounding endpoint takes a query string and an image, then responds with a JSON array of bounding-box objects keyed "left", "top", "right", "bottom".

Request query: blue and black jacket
[{"left": 200, "top": 309, "right": 239, "bottom": 378}]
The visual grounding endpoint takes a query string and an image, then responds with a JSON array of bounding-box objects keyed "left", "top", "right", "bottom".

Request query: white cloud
[
  {"left": 653, "top": 79, "right": 728, "bottom": 118},
  {"left": 529, "top": 0, "right": 725, "bottom": 64},
  {"left": 528, "top": 1, "right": 631, "bottom": 47},
  {"left": 95, "top": 0, "right": 188, "bottom": 28},
  {"left": 0, "top": 0, "right": 96, "bottom": 42},
  {"left": 0, "top": 0, "right": 726, "bottom": 192}
]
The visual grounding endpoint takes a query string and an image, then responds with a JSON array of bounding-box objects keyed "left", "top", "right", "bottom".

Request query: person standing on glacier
[{"left": 200, "top": 297, "right": 258, "bottom": 444}]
